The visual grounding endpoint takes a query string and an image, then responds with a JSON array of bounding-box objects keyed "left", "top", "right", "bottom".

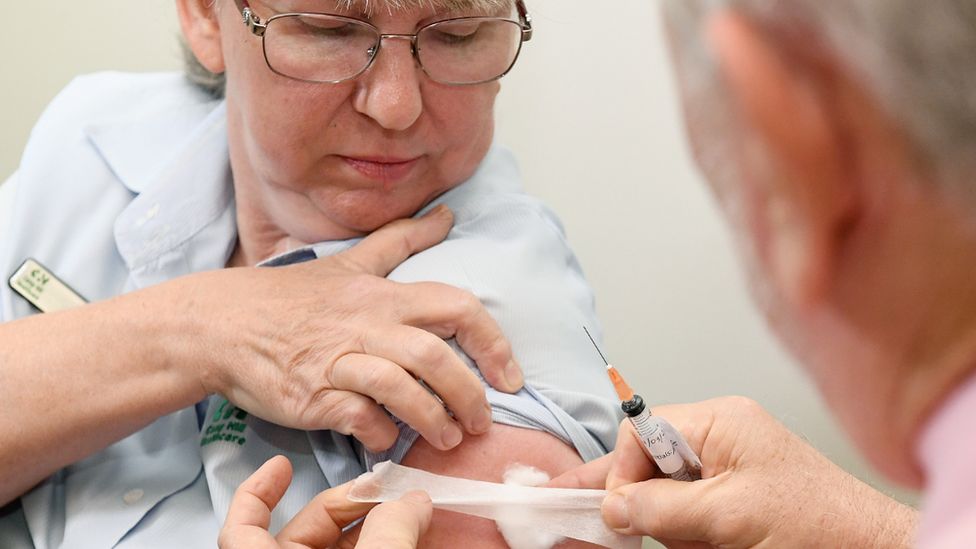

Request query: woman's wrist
[{"left": 114, "top": 278, "right": 217, "bottom": 409}]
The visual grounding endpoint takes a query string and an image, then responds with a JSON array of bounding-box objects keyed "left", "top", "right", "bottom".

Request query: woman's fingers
[
  {"left": 336, "top": 206, "right": 454, "bottom": 277},
  {"left": 308, "top": 392, "right": 400, "bottom": 453},
  {"left": 361, "top": 325, "right": 493, "bottom": 436},
  {"left": 354, "top": 491, "right": 433, "bottom": 549},
  {"left": 394, "top": 282, "right": 523, "bottom": 393},
  {"left": 329, "top": 352, "right": 469, "bottom": 451}
]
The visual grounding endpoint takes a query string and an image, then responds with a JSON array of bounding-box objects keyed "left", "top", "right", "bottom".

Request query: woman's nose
[{"left": 353, "top": 38, "right": 424, "bottom": 131}]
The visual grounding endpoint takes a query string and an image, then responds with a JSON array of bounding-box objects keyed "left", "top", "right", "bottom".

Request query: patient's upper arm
[{"left": 401, "top": 423, "right": 602, "bottom": 548}]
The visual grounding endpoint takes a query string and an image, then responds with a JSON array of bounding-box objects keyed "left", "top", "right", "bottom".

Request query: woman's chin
[{"left": 284, "top": 209, "right": 412, "bottom": 243}]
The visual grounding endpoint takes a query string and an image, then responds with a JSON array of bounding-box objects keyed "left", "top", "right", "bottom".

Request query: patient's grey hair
[
  {"left": 664, "top": 0, "right": 976, "bottom": 202},
  {"left": 183, "top": 0, "right": 512, "bottom": 99}
]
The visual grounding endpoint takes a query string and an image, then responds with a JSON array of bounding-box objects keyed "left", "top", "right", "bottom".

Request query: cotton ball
[
  {"left": 502, "top": 464, "right": 553, "bottom": 487},
  {"left": 495, "top": 464, "right": 567, "bottom": 549}
]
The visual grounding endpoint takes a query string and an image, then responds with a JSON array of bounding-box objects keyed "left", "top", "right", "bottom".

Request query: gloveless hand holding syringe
[{"left": 584, "top": 327, "right": 703, "bottom": 482}]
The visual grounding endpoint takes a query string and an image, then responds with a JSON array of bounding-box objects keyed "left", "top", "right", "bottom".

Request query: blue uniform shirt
[{"left": 0, "top": 72, "right": 621, "bottom": 548}]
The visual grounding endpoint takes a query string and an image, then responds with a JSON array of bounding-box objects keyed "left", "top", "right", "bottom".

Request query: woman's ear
[
  {"left": 706, "top": 9, "right": 856, "bottom": 310},
  {"left": 176, "top": 0, "right": 226, "bottom": 74}
]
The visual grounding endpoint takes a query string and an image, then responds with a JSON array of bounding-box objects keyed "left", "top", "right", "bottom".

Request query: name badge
[{"left": 8, "top": 259, "right": 87, "bottom": 313}]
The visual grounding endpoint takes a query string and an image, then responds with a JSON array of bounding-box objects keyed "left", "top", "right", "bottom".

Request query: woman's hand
[
  {"left": 173, "top": 205, "right": 522, "bottom": 452},
  {"left": 0, "top": 205, "right": 519, "bottom": 503},
  {"left": 219, "top": 456, "right": 432, "bottom": 549},
  {"left": 550, "top": 397, "right": 918, "bottom": 548}
]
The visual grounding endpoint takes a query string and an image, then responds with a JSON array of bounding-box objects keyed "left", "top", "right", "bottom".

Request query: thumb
[
  {"left": 336, "top": 205, "right": 454, "bottom": 276},
  {"left": 602, "top": 477, "right": 719, "bottom": 542},
  {"left": 355, "top": 491, "right": 433, "bottom": 549}
]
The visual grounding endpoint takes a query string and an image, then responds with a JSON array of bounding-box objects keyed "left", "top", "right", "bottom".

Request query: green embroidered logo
[{"left": 201, "top": 398, "right": 249, "bottom": 447}]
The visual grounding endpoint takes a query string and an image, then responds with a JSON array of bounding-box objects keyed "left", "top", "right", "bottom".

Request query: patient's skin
[{"left": 401, "top": 424, "right": 604, "bottom": 548}]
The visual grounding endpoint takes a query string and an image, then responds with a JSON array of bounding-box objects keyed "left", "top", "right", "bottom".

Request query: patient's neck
[{"left": 227, "top": 201, "right": 311, "bottom": 268}]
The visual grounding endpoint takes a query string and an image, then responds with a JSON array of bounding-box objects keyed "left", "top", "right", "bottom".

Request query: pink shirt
[{"left": 916, "top": 373, "right": 976, "bottom": 548}]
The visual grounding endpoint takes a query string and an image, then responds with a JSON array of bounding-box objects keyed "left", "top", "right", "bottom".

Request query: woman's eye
[
  {"left": 431, "top": 24, "right": 481, "bottom": 44},
  {"left": 299, "top": 19, "right": 357, "bottom": 37}
]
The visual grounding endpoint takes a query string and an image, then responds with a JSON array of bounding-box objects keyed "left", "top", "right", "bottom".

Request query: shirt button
[{"left": 122, "top": 489, "right": 145, "bottom": 505}]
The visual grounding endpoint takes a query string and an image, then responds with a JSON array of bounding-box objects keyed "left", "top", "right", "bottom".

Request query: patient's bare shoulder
[{"left": 401, "top": 423, "right": 603, "bottom": 548}]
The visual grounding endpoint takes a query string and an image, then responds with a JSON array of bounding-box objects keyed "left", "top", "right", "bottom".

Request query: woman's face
[{"left": 216, "top": 0, "right": 504, "bottom": 242}]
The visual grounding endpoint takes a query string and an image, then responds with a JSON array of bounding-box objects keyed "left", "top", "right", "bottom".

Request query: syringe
[{"left": 584, "top": 328, "right": 702, "bottom": 482}]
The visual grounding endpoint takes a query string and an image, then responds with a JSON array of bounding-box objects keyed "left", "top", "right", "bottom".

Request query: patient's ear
[
  {"left": 176, "top": 0, "right": 226, "bottom": 74},
  {"left": 706, "top": 10, "right": 855, "bottom": 310}
]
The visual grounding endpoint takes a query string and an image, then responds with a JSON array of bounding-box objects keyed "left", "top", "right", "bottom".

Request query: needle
[
  {"left": 583, "top": 327, "right": 635, "bottom": 401},
  {"left": 583, "top": 326, "right": 609, "bottom": 366}
]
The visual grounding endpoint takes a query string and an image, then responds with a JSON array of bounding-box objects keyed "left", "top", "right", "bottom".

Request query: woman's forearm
[{"left": 0, "top": 282, "right": 208, "bottom": 504}]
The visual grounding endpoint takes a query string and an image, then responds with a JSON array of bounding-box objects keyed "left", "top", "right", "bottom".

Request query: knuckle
[
  {"left": 342, "top": 276, "right": 395, "bottom": 312},
  {"left": 710, "top": 510, "right": 750, "bottom": 542},
  {"left": 343, "top": 399, "right": 378, "bottom": 433},
  {"left": 479, "top": 334, "right": 512, "bottom": 364},
  {"left": 432, "top": 284, "right": 480, "bottom": 317},
  {"left": 720, "top": 395, "right": 765, "bottom": 417},
  {"left": 331, "top": 250, "right": 370, "bottom": 274},
  {"left": 456, "top": 291, "right": 483, "bottom": 316},
  {"left": 405, "top": 332, "right": 447, "bottom": 366},
  {"left": 345, "top": 273, "right": 382, "bottom": 297},
  {"left": 411, "top": 393, "right": 449, "bottom": 426},
  {"left": 626, "top": 492, "right": 665, "bottom": 537},
  {"left": 394, "top": 227, "right": 416, "bottom": 257},
  {"left": 376, "top": 219, "right": 415, "bottom": 253},
  {"left": 360, "top": 363, "right": 397, "bottom": 399}
]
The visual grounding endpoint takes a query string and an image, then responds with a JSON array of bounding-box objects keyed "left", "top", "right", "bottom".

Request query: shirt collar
[
  {"left": 917, "top": 372, "right": 976, "bottom": 540},
  {"left": 90, "top": 100, "right": 238, "bottom": 287},
  {"left": 86, "top": 92, "right": 224, "bottom": 195}
]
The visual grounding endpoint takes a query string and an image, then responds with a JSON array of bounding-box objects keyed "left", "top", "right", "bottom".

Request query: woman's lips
[{"left": 341, "top": 156, "right": 421, "bottom": 186}]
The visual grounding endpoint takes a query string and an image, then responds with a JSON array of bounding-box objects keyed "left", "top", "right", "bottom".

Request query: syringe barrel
[
  {"left": 629, "top": 411, "right": 686, "bottom": 475},
  {"left": 667, "top": 464, "right": 702, "bottom": 482}
]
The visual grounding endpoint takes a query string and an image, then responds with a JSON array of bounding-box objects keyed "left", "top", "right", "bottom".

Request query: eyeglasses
[{"left": 233, "top": 0, "right": 533, "bottom": 85}]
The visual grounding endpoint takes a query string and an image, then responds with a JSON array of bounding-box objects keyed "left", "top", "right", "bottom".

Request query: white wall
[{"left": 0, "top": 0, "right": 915, "bottom": 519}]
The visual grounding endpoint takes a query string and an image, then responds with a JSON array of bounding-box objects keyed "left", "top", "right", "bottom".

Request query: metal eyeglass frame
[{"left": 233, "top": 0, "right": 534, "bottom": 85}]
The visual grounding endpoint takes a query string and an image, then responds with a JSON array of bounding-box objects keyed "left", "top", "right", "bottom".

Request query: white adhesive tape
[{"left": 348, "top": 461, "right": 641, "bottom": 549}]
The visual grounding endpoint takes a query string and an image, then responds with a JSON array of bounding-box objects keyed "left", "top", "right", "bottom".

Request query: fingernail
[
  {"left": 441, "top": 422, "right": 463, "bottom": 449},
  {"left": 602, "top": 494, "right": 631, "bottom": 530},
  {"left": 473, "top": 404, "right": 493, "bottom": 434},
  {"left": 504, "top": 360, "right": 524, "bottom": 391},
  {"left": 403, "top": 491, "right": 432, "bottom": 504},
  {"left": 427, "top": 204, "right": 450, "bottom": 218}
]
